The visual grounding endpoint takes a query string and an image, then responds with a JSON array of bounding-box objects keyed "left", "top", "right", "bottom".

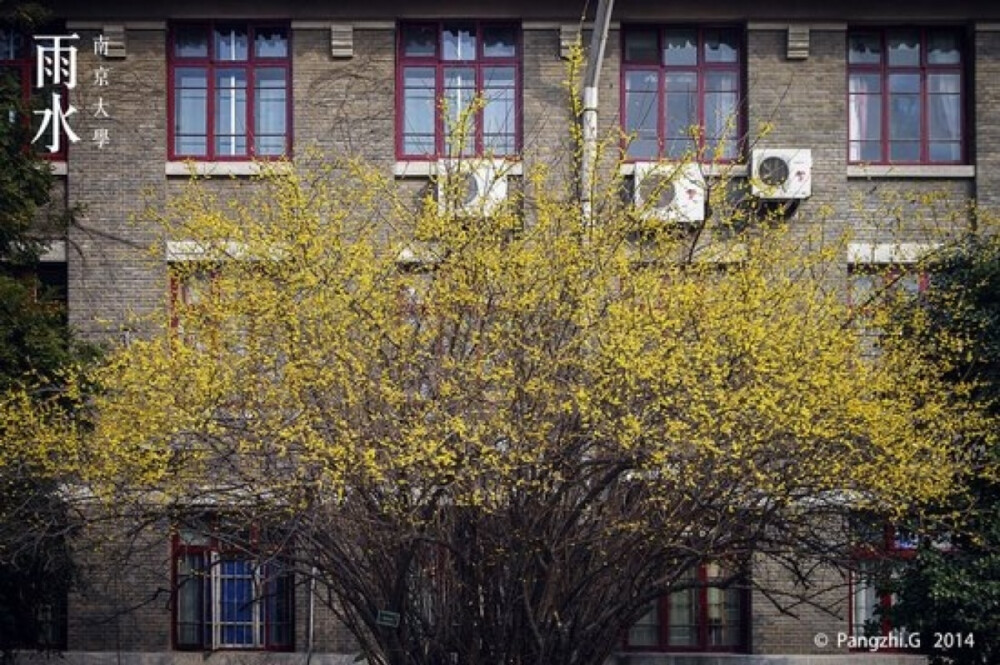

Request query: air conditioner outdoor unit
[
  {"left": 436, "top": 160, "right": 508, "bottom": 217},
  {"left": 751, "top": 148, "right": 812, "bottom": 200},
  {"left": 632, "top": 162, "right": 706, "bottom": 223}
]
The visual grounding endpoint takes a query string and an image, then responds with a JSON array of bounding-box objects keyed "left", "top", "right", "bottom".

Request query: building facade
[{"left": 6, "top": 0, "right": 1000, "bottom": 663}]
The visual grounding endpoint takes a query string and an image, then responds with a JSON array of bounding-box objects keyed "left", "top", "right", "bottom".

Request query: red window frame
[
  {"left": 620, "top": 25, "right": 743, "bottom": 163},
  {"left": 395, "top": 21, "right": 522, "bottom": 160},
  {"left": 847, "top": 27, "right": 965, "bottom": 165},
  {"left": 849, "top": 524, "right": 917, "bottom": 647},
  {"left": 622, "top": 564, "right": 749, "bottom": 653},
  {"left": 171, "top": 524, "right": 294, "bottom": 652},
  {"left": 1, "top": 25, "right": 68, "bottom": 160},
  {"left": 167, "top": 22, "right": 292, "bottom": 161}
]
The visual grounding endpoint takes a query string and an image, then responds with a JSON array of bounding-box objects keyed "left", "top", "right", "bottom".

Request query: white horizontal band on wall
[
  {"left": 40, "top": 240, "right": 67, "bottom": 263},
  {"left": 165, "top": 162, "right": 293, "bottom": 177},
  {"left": 394, "top": 160, "right": 523, "bottom": 179},
  {"left": 847, "top": 165, "right": 975, "bottom": 179},
  {"left": 848, "top": 242, "right": 940, "bottom": 264},
  {"left": 618, "top": 163, "right": 749, "bottom": 178}
]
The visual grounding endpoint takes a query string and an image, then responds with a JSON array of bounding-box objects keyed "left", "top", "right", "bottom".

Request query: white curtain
[{"left": 849, "top": 75, "right": 870, "bottom": 161}]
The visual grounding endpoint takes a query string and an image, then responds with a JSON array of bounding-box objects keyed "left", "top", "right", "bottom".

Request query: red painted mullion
[
  {"left": 655, "top": 28, "right": 664, "bottom": 159},
  {"left": 880, "top": 31, "right": 890, "bottom": 163},
  {"left": 475, "top": 24, "right": 484, "bottom": 154},
  {"left": 919, "top": 27, "right": 929, "bottom": 164},
  {"left": 247, "top": 27, "right": 256, "bottom": 158},
  {"left": 474, "top": 61, "right": 483, "bottom": 155},
  {"left": 696, "top": 28, "right": 707, "bottom": 158}
]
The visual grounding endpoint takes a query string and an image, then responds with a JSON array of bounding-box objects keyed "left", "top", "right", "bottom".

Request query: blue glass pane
[
  {"left": 928, "top": 31, "right": 961, "bottom": 64},
  {"left": 255, "top": 27, "right": 288, "bottom": 58},
  {"left": 442, "top": 25, "right": 476, "bottom": 61},
  {"left": 888, "top": 30, "right": 920, "bottom": 67},
  {"left": 403, "top": 66, "right": 435, "bottom": 155},
  {"left": 625, "top": 28, "right": 658, "bottom": 63},
  {"left": 663, "top": 29, "right": 696, "bottom": 66},
  {"left": 704, "top": 29, "right": 738, "bottom": 63},
  {"left": 174, "top": 25, "right": 208, "bottom": 58},
  {"left": 255, "top": 67, "right": 286, "bottom": 154},
  {"left": 403, "top": 25, "right": 436, "bottom": 57},
  {"left": 625, "top": 71, "right": 658, "bottom": 158},
  {"left": 482, "top": 26, "right": 516, "bottom": 58},
  {"left": 215, "top": 69, "right": 247, "bottom": 155},
  {"left": 214, "top": 25, "right": 249, "bottom": 61},
  {"left": 849, "top": 33, "right": 881, "bottom": 65}
]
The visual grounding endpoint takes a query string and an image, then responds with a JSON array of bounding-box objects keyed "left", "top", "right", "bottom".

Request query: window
[
  {"left": 169, "top": 23, "right": 290, "bottom": 160},
  {"left": 625, "top": 564, "right": 747, "bottom": 652},
  {"left": 397, "top": 22, "right": 520, "bottom": 159},
  {"left": 172, "top": 525, "right": 294, "bottom": 650},
  {"left": 1, "top": 25, "right": 68, "bottom": 159},
  {"left": 0, "top": 26, "right": 31, "bottom": 119},
  {"left": 850, "top": 524, "right": 916, "bottom": 645},
  {"left": 848, "top": 28, "right": 964, "bottom": 164},
  {"left": 622, "top": 26, "right": 742, "bottom": 161}
]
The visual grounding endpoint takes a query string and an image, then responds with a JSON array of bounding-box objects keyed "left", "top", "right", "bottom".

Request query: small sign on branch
[{"left": 375, "top": 610, "right": 401, "bottom": 628}]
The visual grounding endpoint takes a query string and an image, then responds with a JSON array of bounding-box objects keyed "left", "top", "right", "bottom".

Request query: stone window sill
[
  {"left": 847, "top": 164, "right": 975, "bottom": 179},
  {"left": 165, "top": 161, "right": 292, "bottom": 177}
]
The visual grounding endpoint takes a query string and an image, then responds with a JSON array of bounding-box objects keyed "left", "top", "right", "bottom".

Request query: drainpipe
[
  {"left": 307, "top": 566, "right": 317, "bottom": 665},
  {"left": 580, "top": 0, "right": 615, "bottom": 227}
]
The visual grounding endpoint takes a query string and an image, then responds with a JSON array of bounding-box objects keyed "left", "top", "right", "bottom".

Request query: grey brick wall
[
  {"left": 66, "top": 27, "right": 167, "bottom": 341},
  {"left": 31, "top": 5, "right": 1000, "bottom": 662}
]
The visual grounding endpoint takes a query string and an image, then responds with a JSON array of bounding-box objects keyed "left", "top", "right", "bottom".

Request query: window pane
[
  {"left": 705, "top": 70, "right": 737, "bottom": 93},
  {"left": 849, "top": 73, "right": 882, "bottom": 161},
  {"left": 929, "top": 73, "right": 961, "bottom": 161},
  {"left": 888, "top": 74, "right": 920, "bottom": 149},
  {"left": 444, "top": 66, "right": 476, "bottom": 155},
  {"left": 667, "top": 587, "right": 698, "bottom": 646},
  {"left": 849, "top": 73, "right": 882, "bottom": 95},
  {"left": 848, "top": 32, "right": 881, "bottom": 65},
  {"left": 402, "top": 67, "right": 435, "bottom": 155},
  {"left": 174, "top": 25, "right": 209, "bottom": 58},
  {"left": 928, "top": 31, "right": 961, "bottom": 65},
  {"left": 628, "top": 603, "right": 659, "bottom": 647},
  {"left": 887, "top": 30, "right": 920, "bottom": 67},
  {"left": 403, "top": 25, "right": 436, "bottom": 57},
  {"left": 254, "top": 27, "right": 288, "bottom": 58},
  {"left": 929, "top": 141, "right": 961, "bottom": 162},
  {"left": 484, "top": 66, "right": 515, "bottom": 154},
  {"left": 663, "top": 29, "right": 696, "bottom": 66},
  {"left": 665, "top": 72, "right": 697, "bottom": 158},
  {"left": 215, "top": 68, "right": 247, "bottom": 156},
  {"left": 218, "top": 558, "right": 256, "bottom": 646},
  {"left": 214, "top": 25, "right": 249, "bottom": 61},
  {"left": 853, "top": 563, "right": 881, "bottom": 637},
  {"left": 625, "top": 28, "right": 658, "bottom": 63},
  {"left": 704, "top": 28, "right": 738, "bottom": 63},
  {"left": 625, "top": 71, "right": 658, "bottom": 159},
  {"left": 705, "top": 90, "right": 738, "bottom": 156},
  {"left": 0, "top": 27, "right": 28, "bottom": 59},
  {"left": 255, "top": 68, "right": 286, "bottom": 155},
  {"left": 176, "top": 554, "right": 205, "bottom": 647},
  {"left": 482, "top": 25, "right": 516, "bottom": 58},
  {"left": 266, "top": 565, "right": 294, "bottom": 646},
  {"left": 928, "top": 74, "right": 960, "bottom": 144},
  {"left": 707, "top": 586, "right": 742, "bottom": 647},
  {"left": 174, "top": 67, "right": 207, "bottom": 156},
  {"left": 442, "top": 25, "right": 476, "bottom": 61}
]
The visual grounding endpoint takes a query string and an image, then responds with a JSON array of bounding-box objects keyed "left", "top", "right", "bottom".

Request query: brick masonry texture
[{"left": 30, "top": 4, "right": 1000, "bottom": 662}]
